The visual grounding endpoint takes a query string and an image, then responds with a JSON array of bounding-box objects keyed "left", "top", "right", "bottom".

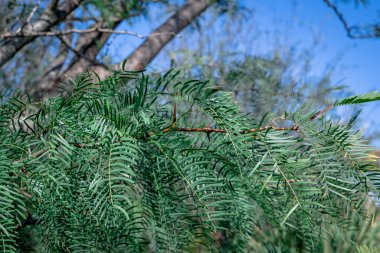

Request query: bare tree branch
[
  {"left": 61, "top": 21, "right": 123, "bottom": 77},
  {"left": 60, "top": 0, "right": 215, "bottom": 83},
  {"left": 25, "top": 0, "right": 42, "bottom": 25},
  {"left": 1, "top": 27, "right": 180, "bottom": 39},
  {"left": 55, "top": 35, "right": 109, "bottom": 71},
  {"left": 323, "top": 0, "right": 380, "bottom": 39},
  {"left": 29, "top": 20, "right": 122, "bottom": 100},
  {"left": 26, "top": 0, "right": 215, "bottom": 100},
  {"left": 0, "top": 0, "right": 83, "bottom": 67},
  {"left": 43, "top": 18, "right": 75, "bottom": 78}
]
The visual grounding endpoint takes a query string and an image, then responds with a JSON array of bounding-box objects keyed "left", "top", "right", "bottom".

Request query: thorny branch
[
  {"left": 58, "top": 105, "right": 336, "bottom": 151},
  {"left": 146, "top": 105, "right": 334, "bottom": 137}
]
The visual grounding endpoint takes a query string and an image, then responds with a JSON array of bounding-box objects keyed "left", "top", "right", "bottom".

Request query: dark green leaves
[{"left": 0, "top": 69, "right": 379, "bottom": 252}]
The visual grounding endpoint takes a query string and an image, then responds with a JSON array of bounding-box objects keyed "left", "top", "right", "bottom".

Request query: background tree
[
  {"left": 0, "top": 0, "right": 219, "bottom": 99},
  {"left": 1, "top": 0, "right": 380, "bottom": 100}
]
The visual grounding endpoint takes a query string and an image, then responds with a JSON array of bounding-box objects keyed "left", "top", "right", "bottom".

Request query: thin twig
[
  {"left": 153, "top": 125, "right": 300, "bottom": 136},
  {"left": 309, "top": 105, "right": 334, "bottom": 121},
  {"left": 20, "top": 189, "right": 32, "bottom": 199},
  {"left": 172, "top": 103, "right": 177, "bottom": 127},
  {"left": 147, "top": 104, "right": 335, "bottom": 137},
  {"left": 1, "top": 28, "right": 181, "bottom": 39},
  {"left": 55, "top": 35, "right": 110, "bottom": 70},
  {"left": 323, "top": 0, "right": 352, "bottom": 37},
  {"left": 323, "top": 0, "right": 380, "bottom": 39},
  {"left": 25, "top": 0, "right": 42, "bottom": 24}
]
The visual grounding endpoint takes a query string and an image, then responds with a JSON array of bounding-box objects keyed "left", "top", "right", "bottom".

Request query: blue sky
[
  {"left": 250, "top": 0, "right": 380, "bottom": 93},
  {"left": 247, "top": 0, "right": 380, "bottom": 144},
  {"left": 104, "top": 0, "right": 380, "bottom": 144}
]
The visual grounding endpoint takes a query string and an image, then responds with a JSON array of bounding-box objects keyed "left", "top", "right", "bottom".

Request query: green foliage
[
  {"left": 86, "top": 0, "right": 151, "bottom": 22},
  {"left": 170, "top": 55, "right": 344, "bottom": 118},
  {"left": 322, "top": 205, "right": 380, "bottom": 253},
  {"left": 334, "top": 91, "right": 380, "bottom": 106},
  {"left": 0, "top": 69, "right": 379, "bottom": 252}
]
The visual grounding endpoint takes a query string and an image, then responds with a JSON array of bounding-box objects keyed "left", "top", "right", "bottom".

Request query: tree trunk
[
  {"left": 69, "top": 0, "right": 214, "bottom": 80},
  {"left": 123, "top": 0, "right": 214, "bottom": 71}
]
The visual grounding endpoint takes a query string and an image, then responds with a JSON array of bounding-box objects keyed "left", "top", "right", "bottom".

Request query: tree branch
[
  {"left": 1, "top": 27, "right": 180, "bottom": 39},
  {"left": 146, "top": 104, "right": 334, "bottom": 137},
  {"left": 0, "top": 0, "right": 84, "bottom": 67},
  {"left": 42, "top": 18, "right": 75, "bottom": 78},
  {"left": 17, "top": 105, "right": 333, "bottom": 155},
  {"left": 22, "top": 0, "right": 215, "bottom": 100},
  {"left": 309, "top": 105, "right": 334, "bottom": 121},
  {"left": 323, "top": 0, "right": 380, "bottom": 39},
  {"left": 147, "top": 123, "right": 301, "bottom": 137},
  {"left": 29, "top": 20, "right": 120, "bottom": 100},
  {"left": 24, "top": 0, "right": 42, "bottom": 25},
  {"left": 123, "top": 0, "right": 215, "bottom": 71},
  {"left": 60, "top": 20, "right": 123, "bottom": 80},
  {"left": 55, "top": 35, "right": 109, "bottom": 70}
]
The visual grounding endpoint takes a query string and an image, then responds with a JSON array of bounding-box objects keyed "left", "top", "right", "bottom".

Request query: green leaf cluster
[{"left": 0, "top": 69, "right": 379, "bottom": 252}]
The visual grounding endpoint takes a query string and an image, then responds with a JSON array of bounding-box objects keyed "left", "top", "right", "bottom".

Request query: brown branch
[
  {"left": 153, "top": 125, "right": 300, "bottom": 137},
  {"left": 309, "top": 105, "right": 334, "bottom": 121},
  {"left": 20, "top": 189, "right": 32, "bottom": 199},
  {"left": 70, "top": 126, "right": 290, "bottom": 146},
  {"left": 1, "top": 28, "right": 180, "bottom": 39},
  {"left": 172, "top": 103, "right": 177, "bottom": 127},
  {"left": 147, "top": 104, "right": 334, "bottom": 137}
]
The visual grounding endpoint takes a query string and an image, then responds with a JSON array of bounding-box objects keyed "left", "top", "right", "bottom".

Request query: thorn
[{"left": 172, "top": 103, "right": 177, "bottom": 127}]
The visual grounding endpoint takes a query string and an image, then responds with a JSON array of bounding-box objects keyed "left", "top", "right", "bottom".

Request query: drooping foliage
[{"left": 0, "top": 68, "right": 379, "bottom": 252}]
